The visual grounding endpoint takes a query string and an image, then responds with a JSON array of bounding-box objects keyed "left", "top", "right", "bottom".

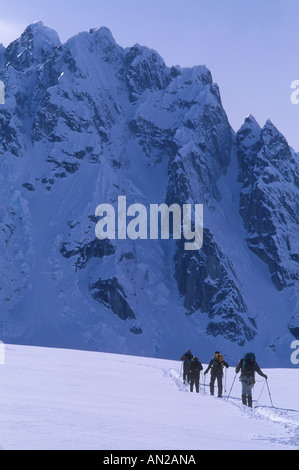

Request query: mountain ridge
[{"left": 0, "top": 23, "right": 298, "bottom": 366}]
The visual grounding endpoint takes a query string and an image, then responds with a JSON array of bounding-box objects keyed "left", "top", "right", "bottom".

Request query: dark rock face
[
  {"left": 90, "top": 277, "right": 136, "bottom": 321},
  {"left": 236, "top": 116, "right": 299, "bottom": 291},
  {"left": 126, "top": 45, "right": 170, "bottom": 101},
  {"left": 60, "top": 238, "right": 115, "bottom": 270},
  {"left": 174, "top": 229, "right": 257, "bottom": 346}
]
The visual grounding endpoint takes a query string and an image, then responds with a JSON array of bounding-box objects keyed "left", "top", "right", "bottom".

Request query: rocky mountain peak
[{"left": 4, "top": 21, "right": 61, "bottom": 71}]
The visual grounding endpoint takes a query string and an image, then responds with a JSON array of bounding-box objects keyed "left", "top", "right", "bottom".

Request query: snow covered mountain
[{"left": 0, "top": 22, "right": 298, "bottom": 366}]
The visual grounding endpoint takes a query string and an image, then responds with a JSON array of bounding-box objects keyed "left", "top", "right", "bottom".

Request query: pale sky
[{"left": 0, "top": 0, "right": 298, "bottom": 150}]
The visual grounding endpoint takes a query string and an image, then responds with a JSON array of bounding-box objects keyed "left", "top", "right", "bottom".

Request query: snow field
[{"left": 0, "top": 345, "right": 297, "bottom": 450}]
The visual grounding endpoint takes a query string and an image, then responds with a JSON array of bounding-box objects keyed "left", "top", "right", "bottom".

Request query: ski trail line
[{"left": 166, "top": 367, "right": 299, "bottom": 449}]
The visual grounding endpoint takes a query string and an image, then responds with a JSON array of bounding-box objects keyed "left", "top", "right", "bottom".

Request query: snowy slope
[{"left": 0, "top": 344, "right": 297, "bottom": 450}]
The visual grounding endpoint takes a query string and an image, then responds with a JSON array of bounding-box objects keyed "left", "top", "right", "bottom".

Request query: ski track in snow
[
  {"left": 0, "top": 345, "right": 298, "bottom": 450},
  {"left": 166, "top": 368, "right": 299, "bottom": 449}
]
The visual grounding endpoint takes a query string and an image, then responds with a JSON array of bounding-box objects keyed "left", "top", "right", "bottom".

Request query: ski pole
[
  {"left": 180, "top": 361, "right": 183, "bottom": 382},
  {"left": 255, "top": 378, "right": 266, "bottom": 405},
  {"left": 226, "top": 373, "right": 237, "bottom": 400},
  {"left": 266, "top": 379, "right": 274, "bottom": 407}
]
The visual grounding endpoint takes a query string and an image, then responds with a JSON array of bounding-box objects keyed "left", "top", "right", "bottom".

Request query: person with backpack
[
  {"left": 180, "top": 349, "right": 193, "bottom": 384},
  {"left": 188, "top": 356, "right": 203, "bottom": 393},
  {"left": 235, "top": 352, "right": 268, "bottom": 408},
  {"left": 204, "top": 351, "right": 229, "bottom": 397}
]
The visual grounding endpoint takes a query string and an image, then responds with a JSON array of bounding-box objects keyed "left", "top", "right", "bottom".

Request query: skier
[
  {"left": 204, "top": 351, "right": 229, "bottom": 397},
  {"left": 188, "top": 357, "right": 203, "bottom": 393},
  {"left": 180, "top": 349, "right": 193, "bottom": 384},
  {"left": 235, "top": 352, "right": 267, "bottom": 408}
]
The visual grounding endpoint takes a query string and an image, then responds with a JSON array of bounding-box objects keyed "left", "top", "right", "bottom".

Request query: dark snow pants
[
  {"left": 210, "top": 371, "right": 223, "bottom": 397},
  {"left": 190, "top": 372, "right": 200, "bottom": 393},
  {"left": 241, "top": 380, "right": 254, "bottom": 407},
  {"left": 183, "top": 362, "right": 192, "bottom": 383}
]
